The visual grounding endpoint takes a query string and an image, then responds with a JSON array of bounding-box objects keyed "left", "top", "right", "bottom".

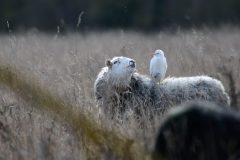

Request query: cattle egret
[{"left": 150, "top": 50, "right": 167, "bottom": 83}]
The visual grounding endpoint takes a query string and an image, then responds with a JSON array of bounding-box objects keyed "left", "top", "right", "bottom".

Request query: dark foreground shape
[{"left": 153, "top": 102, "right": 240, "bottom": 160}]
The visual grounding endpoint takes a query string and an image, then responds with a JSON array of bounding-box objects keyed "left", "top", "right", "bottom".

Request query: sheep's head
[{"left": 106, "top": 56, "right": 136, "bottom": 89}]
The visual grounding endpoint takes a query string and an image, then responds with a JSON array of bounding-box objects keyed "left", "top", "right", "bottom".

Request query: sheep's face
[{"left": 106, "top": 56, "right": 136, "bottom": 88}]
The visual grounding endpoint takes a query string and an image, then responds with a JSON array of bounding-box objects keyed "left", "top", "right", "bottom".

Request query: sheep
[
  {"left": 94, "top": 56, "right": 230, "bottom": 117},
  {"left": 153, "top": 101, "right": 240, "bottom": 160}
]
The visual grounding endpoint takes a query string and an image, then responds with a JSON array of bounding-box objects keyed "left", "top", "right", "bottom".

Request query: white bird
[{"left": 150, "top": 50, "right": 167, "bottom": 83}]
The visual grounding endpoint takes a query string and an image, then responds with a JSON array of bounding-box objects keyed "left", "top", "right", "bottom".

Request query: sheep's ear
[{"left": 105, "top": 59, "right": 112, "bottom": 68}]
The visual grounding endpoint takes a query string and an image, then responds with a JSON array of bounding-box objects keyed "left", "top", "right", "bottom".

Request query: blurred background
[
  {"left": 0, "top": 1, "right": 240, "bottom": 159},
  {"left": 1, "top": 0, "right": 240, "bottom": 32}
]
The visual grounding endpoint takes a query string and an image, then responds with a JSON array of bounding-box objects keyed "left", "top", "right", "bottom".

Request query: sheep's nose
[{"left": 129, "top": 60, "right": 135, "bottom": 68}]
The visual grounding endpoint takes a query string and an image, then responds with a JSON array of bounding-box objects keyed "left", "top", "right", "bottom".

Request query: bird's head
[{"left": 152, "top": 50, "right": 165, "bottom": 57}]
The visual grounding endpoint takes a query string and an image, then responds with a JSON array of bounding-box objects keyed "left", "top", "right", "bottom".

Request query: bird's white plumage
[{"left": 150, "top": 50, "right": 167, "bottom": 83}]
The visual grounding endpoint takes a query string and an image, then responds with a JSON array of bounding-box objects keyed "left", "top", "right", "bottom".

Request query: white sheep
[{"left": 94, "top": 56, "right": 230, "bottom": 116}]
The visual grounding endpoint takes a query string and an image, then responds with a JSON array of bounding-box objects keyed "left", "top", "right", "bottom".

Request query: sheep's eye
[{"left": 113, "top": 61, "right": 119, "bottom": 64}]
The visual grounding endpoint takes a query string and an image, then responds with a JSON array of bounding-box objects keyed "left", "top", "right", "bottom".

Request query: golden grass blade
[{"left": 0, "top": 64, "right": 149, "bottom": 159}]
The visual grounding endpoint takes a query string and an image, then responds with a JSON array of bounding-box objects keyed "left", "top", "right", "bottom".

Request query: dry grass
[{"left": 0, "top": 26, "right": 239, "bottom": 159}]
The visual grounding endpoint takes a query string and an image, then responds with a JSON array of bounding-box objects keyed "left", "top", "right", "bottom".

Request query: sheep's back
[{"left": 157, "top": 76, "right": 230, "bottom": 108}]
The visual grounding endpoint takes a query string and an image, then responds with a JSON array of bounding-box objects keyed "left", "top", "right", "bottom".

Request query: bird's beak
[{"left": 151, "top": 53, "right": 155, "bottom": 57}]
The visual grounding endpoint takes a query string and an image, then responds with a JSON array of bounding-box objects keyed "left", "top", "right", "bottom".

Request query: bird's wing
[{"left": 150, "top": 58, "right": 161, "bottom": 73}]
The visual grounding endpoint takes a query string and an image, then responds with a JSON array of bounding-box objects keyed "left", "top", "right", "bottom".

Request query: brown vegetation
[{"left": 0, "top": 26, "right": 239, "bottom": 159}]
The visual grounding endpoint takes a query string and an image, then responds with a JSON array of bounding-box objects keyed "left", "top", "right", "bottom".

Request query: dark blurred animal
[{"left": 153, "top": 102, "right": 240, "bottom": 160}]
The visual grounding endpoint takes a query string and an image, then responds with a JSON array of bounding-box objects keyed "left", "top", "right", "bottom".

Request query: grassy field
[{"left": 0, "top": 26, "right": 239, "bottom": 159}]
